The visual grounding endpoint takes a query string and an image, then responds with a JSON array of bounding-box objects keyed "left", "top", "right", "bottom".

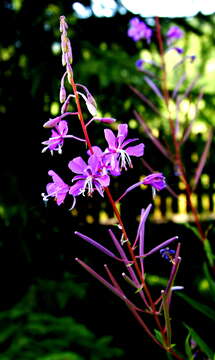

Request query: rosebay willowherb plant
[
  {"left": 128, "top": 16, "right": 214, "bottom": 268},
  {"left": 42, "top": 16, "right": 183, "bottom": 359}
]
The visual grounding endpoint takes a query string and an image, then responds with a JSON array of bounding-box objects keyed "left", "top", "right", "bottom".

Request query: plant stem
[
  {"left": 69, "top": 76, "right": 93, "bottom": 154},
  {"left": 155, "top": 16, "right": 206, "bottom": 244}
]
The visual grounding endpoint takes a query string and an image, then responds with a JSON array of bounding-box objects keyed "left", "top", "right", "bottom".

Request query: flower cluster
[
  {"left": 133, "top": 21, "right": 187, "bottom": 71},
  {"left": 128, "top": 17, "right": 152, "bottom": 43},
  {"left": 42, "top": 123, "right": 162, "bottom": 207}
]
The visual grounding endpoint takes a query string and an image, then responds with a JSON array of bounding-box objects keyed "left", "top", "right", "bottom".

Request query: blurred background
[{"left": 0, "top": 0, "right": 215, "bottom": 359}]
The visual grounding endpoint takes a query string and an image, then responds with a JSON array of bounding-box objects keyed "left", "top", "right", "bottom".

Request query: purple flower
[
  {"left": 166, "top": 26, "right": 184, "bottom": 45},
  {"left": 88, "top": 146, "right": 121, "bottom": 177},
  {"left": 135, "top": 59, "right": 144, "bottom": 70},
  {"left": 69, "top": 154, "right": 110, "bottom": 198},
  {"left": 42, "top": 170, "right": 69, "bottom": 205},
  {"left": 42, "top": 120, "right": 69, "bottom": 154},
  {"left": 143, "top": 173, "right": 166, "bottom": 190},
  {"left": 104, "top": 124, "right": 144, "bottom": 171},
  {"left": 128, "top": 17, "right": 152, "bottom": 43},
  {"left": 42, "top": 120, "right": 86, "bottom": 154}
]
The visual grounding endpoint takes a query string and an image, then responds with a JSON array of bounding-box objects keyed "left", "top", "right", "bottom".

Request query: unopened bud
[
  {"left": 60, "top": 85, "right": 66, "bottom": 103},
  {"left": 67, "top": 40, "right": 73, "bottom": 64},
  {"left": 43, "top": 116, "right": 61, "bottom": 128},
  {"left": 85, "top": 98, "right": 97, "bottom": 116},
  {"left": 60, "top": 16, "right": 68, "bottom": 34}
]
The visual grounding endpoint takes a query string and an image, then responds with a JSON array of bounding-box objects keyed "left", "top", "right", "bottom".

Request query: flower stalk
[{"left": 41, "top": 15, "right": 184, "bottom": 358}]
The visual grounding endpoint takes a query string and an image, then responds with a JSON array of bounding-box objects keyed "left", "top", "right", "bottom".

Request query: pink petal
[
  {"left": 97, "top": 174, "right": 110, "bottom": 188},
  {"left": 48, "top": 170, "right": 65, "bottom": 185},
  {"left": 126, "top": 143, "right": 144, "bottom": 157},
  {"left": 88, "top": 154, "right": 100, "bottom": 173},
  {"left": 56, "top": 189, "right": 68, "bottom": 205},
  {"left": 69, "top": 180, "right": 85, "bottom": 196},
  {"left": 104, "top": 129, "right": 116, "bottom": 149},
  {"left": 68, "top": 157, "right": 87, "bottom": 174},
  {"left": 117, "top": 124, "right": 128, "bottom": 146},
  {"left": 58, "top": 120, "right": 68, "bottom": 136}
]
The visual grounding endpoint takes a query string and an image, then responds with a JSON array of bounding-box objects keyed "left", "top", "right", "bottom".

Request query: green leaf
[
  {"left": 0, "top": 324, "right": 19, "bottom": 343},
  {"left": 154, "top": 329, "right": 164, "bottom": 345},
  {"left": 183, "top": 223, "right": 202, "bottom": 241},
  {"left": 184, "top": 333, "right": 194, "bottom": 360},
  {"left": 203, "top": 262, "right": 215, "bottom": 299},
  {"left": 203, "top": 239, "right": 215, "bottom": 267},
  {"left": 184, "top": 324, "right": 214, "bottom": 359},
  {"left": 38, "top": 352, "right": 84, "bottom": 360},
  {"left": 177, "top": 292, "right": 215, "bottom": 322}
]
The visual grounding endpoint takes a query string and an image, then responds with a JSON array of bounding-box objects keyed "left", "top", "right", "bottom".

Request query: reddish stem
[{"left": 69, "top": 76, "right": 93, "bottom": 154}]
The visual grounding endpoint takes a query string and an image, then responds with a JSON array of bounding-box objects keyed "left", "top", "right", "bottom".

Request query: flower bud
[
  {"left": 67, "top": 40, "right": 73, "bottom": 64},
  {"left": 43, "top": 116, "right": 62, "bottom": 128},
  {"left": 60, "top": 85, "right": 66, "bottom": 103}
]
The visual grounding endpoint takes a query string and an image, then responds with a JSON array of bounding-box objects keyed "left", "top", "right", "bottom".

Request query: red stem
[{"left": 69, "top": 76, "right": 93, "bottom": 154}]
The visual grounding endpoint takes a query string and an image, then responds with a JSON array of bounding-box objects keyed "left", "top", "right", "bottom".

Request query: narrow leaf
[
  {"left": 203, "top": 239, "right": 215, "bottom": 268},
  {"left": 183, "top": 223, "right": 202, "bottom": 241},
  {"left": 184, "top": 324, "right": 214, "bottom": 359},
  {"left": 178, "top": 293, "right": 215, "bottom": 322},
  {"left": 184, "top": 333, "right": 194, "bottom": 360},
  {"left": 203, "top": 263, "right": 215, "bottom": 299}
]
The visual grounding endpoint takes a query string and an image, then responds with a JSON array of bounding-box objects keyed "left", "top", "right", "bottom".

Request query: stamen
[{"left": 118, "top": 149, "right": 132, "bottom": 170}]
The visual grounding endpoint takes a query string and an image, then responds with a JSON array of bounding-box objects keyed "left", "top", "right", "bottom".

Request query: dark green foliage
[{"left": 0, "top": 278, "right": 123, "bottom": 360}]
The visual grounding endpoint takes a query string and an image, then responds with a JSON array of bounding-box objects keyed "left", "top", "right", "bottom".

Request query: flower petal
[
  {"left": 55, "top": 188, "right": 69, "bottom": 205},
  {"left": 58, "top": 120, "right": 68, "bottom": 135},
  {"left": 143, "top": 173, "right": 166, "bottom": 190},
  {"left": 87, "top": 146, "right": 103, "bottom": 158},
  {"left": 68, "top": 157, "right": 87, "bottom": 174},
  {"left": 94, "top": 182, "right": 104, "bottom": 197},
  {"left": 69, "top": 180, "right": 85, "bottom": 196},
  {"left": 126, "top": 143, "right": 144, "bottom": 157},
  {"left": 117, "top": 124, "right": 128, "bottom": 146},
  {"left": 104, "top": 129, "right": 116, "bottom": 149},
  {"left": 97, "top": 174, "right": 110, "bottom": 188},
  {"left": 88, "top": 154, "right": 101, "bottom": 174},
  {"left": 48, "top": 170, "right": 65, "bottom": 185}
]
